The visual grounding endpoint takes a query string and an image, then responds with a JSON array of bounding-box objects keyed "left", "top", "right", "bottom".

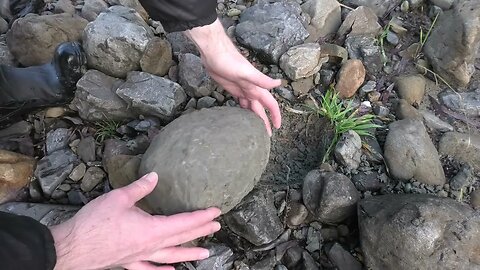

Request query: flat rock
[
  {"left": 301, "top": 0, "right": 341, "bottom": 41},
  {"left": 194, "top": 244, "right": 234, "bottom": 270},
  {"left": 337, "top": 6, "right": 381, "bottom": 38},
  {"left": 138, "top": 107, "right": 270, "bottom": 215},
  {"left": 69, "top": 163, "right": 86, "bottom": 182},
  {"left": 0, "top": 150, "right": 35, "bottom": 203},
  {"left": 320, "top": 43, "right": 348, "bottom": 64},
  {"left": 77, "top": 136, "right": 96, "bottom": 163},
  {"left": 439, "top": 88, "right": 480, "bottom": 117},
  {"left": 0, "top": 202, "right": 79, "bottom": 226},
  {"left": 224, "top": 189, "right": 284, "bottom": 246},
  {"left": 45, "top": 128, "right": 71, "bottom": 155},
  {"left": 334, "top": 130, "right": 362, "bottom": 170},
  {"left": 83, "top": 6, "right": 154, "bottom": 78},
  {"left": 80, "top": 167, "right": 106, "bottom": 192},
  {"left": 116, "top": 71, "right": 186, "bottom": 120},
  {"left": 279, "top": 43, "right": 327, "bottom": 81},
  {"left": 303, "top": 170, "right": 360, "bottom": 224},
  {"left": 140, "top": 37, "right": 173, "bottom": 77},
  {"left": 71, "top": 69, "right": 135, "bottom": 121},
  {"left": 235, "top": 1, "right": 309, "bottom": 63},
  {"left": 345, "top": 35, "right": 382, "bottom": 75},
  {"left": 178, "top": 53, "right": 215, "bottom": 97},
  {"left": 6, "top": 13, "right": 87, "bottom": 66},
  {"left": 34, "top": 149, "right": 78, "bottom": 197},
  {"left": 384, "top": 119, "right": 445, "bottom": 185},
  {"left": 424, "top": 0, "right": 480, "bottom": 88},
  {"left": 394, "top": 75, "right": 426, "bottom": 105},
  {"left": 439, "top": 132, "right": 480, "bottom": 171},
  {"left": 336, "top": 59, "right": 366, "bottom": 98},
  {"left": 359, "top": 194, "right": 480, "bottom": 270},
  {"left": 419, "top": 110, "right": 454, "bottom": 132},
  {"left": 342, "top": 0, "right": 403, "bottom": 17}
]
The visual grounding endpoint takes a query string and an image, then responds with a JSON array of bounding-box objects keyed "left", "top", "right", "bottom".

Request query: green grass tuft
[{"left": 95, "top": 119, "right": 121, "bottom": 142}]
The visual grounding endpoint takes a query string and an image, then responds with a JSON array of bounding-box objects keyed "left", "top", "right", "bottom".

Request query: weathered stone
[
  {"left": 0, "top": 202, "right": 79, "bottom": 226},
  {"left": 303, "top": 170, "right": 360, "bottom": 224},
  {"left": 224, "top": 189, "right": 283, "bottom": 246},
  {"left": 471, "top": 190, "right": 480, "bottom": 209},
  {"left": 320, "top": 43, "right": 348, "bottom": 64},
  {"left": 0, "top": 37, "right": 15, "bottom": 66},
  {"left": 165, "top": 32, "right": 199, "bottom": 56},
  {"left": 439, "top": 132, "right": 480, "bottom": 171},
  {"left": 45, "top": 107, "right": 66, "bottom": 118},
  {"left": 394, "top": 75, "right": 426, "bottom": 105},
  {"left": 54, "top": 0, "right": 75, "bottom": 14},
  {"left": 113, "top": 0, "right": 149, "bottom": 21},
  {"left": 194, "top": 244, "right": 234, "bottom": 270},
  {"left": 395, "top": 99, "right": 422, "bottom": 120},
  {"left": 0, "top": 121, "right": 32, "bottom": 139},
  {"left": 6, "top": 13, "right": 87, "bottom": 66},
  {"left": 352, "top": 171, "right": 385, "bottom": 192},
  {"left": 291, "top": 76, "right": 315, "bottom": 96},
  {"left": 35, "top": 149, "right": 78, "bottom": 197},
  {"left": 279, "top": 43, "right": 327, "bottom": 80},
  {"left": 439, "top": 88, "right": 480, "bottom": 117},
  {"left": 235, "top": 1, "right": 309, "bottom": 63},
  {"left": 327, "top": 243, "right": 362, "bottom": 270},
  {"left": 286, "top": 202, "right": 309, "bottom": 227},
  {"left": 336, "top": 59, "right": 366, "bottom": 98},
  {"left": 116, "top": 71, "right": 186, "bottom": 120},
  {"left": 359, "top": 194, "right": 480, "bottom": 270},
  {"left": 83, "top": 6, "right": 154, "bottom": 78},
  {"left": 334, "top": 130, "right": 362, "bottom": 170},
  {"left": 71, "top": 70, "right": 135, "bottom": 121},
  {"left": 178, "top": 53, "right": 215, "bottom": 97},
  {"left": 0, "top": 17, "right": 7, "bottom": 34},
  {"left": 45, "top": 128, "right": 71, "bottom": 155},
  {"left": 337, "top": 6, "right": 381, "bottom": 38},
  {"left": 77, "top": 136, "right": 96, "bottom": 163},
  {"left": 429, "top": 0, "right": 454, "bottom": 10},
  {"left": 301, "top": 0, "right": 341, "bottom": 41},
  {"left": 384, "top": 119, "right": 445, "bottom": 185},
  {"left": 419, "top": 110, "right": 454, "bottom": 132},
  {"left": 197, "top": 96, "right": 216, "bottom": 109},
  {"left": 138, "top": 107, "right": 270, "bottom": 215},
  {"left": 342, "top": 0, "right": 403, "bottom": 17},
  {"left": 449, "top": 165, "right": 474, "bottom": 190},
  {"left": 69, "top": 163, "right": 86, "bottom": 182},
  {"left": 140, "top": 37, "right": 173, "bottom": 77},
  {"left": 345, "top": 35, "right": 382, "bottom": 75},
  {"left": 81, "top": 0, "right": 108, "bottom": 21},
  {"left": 0, "top": 150, "right": 35, "bottom": 203},
  {"left": 424, "top": 1, "right": 480, "bottom": 87},
  {"left": 80, "top": 167, "right": 106, "bottom": 192},
  {"left": 102, "top": 139, "right": 134, "bottom": 168}
]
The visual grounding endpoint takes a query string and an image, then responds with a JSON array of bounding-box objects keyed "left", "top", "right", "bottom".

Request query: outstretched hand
[
  {"left": 50, "top": 172, "right": 221, "bottom": 270},
  {"left": 185, "top": 19, "right": 282, "bottom": 136}
]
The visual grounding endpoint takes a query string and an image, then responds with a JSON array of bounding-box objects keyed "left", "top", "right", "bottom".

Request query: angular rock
[
  {"left": 77, "top": 136, "right": 96, "bottom": 163},
  {"left": 140, "top": 37, "right": 173, "bottom": 77},
  {"left": 83, "top": 6, "right": 154, "bottom": 78},
  {"left": 71, "top": 70, "right": 135, "bottom": 121},
  {"left": 116, "top": 71, "right": 186, "bottom": 119},
  {"left": 0, "top": 150, "right": 36, "bottom": 203},
  {"left": 286, "top": 202, "right": 309, "bottom": 227},
  {"left": 439, "top": 88, "right": 480, "bottom": 117},
  {"left": 419, "top": 110, "right": 454, "bottom": 132},
  {"left": 320, "top": 43, "right": 348, "bottom": 64},
  {"left": 337, "top": 6, "right": 382, "bottom": 38},
  {"left": 0, "top": 202, "right": 79, "bottom": 226},
  {"left": 178, "top": 53, "right": 215, "bottom": 97},
  {"left": 102, "top": 139, "right": 134, "bottom": 167},
  {"left": 197, "top": 96, "right": 216, "bottom": 109},
  {"left": 384, "top": 119, "right": 445, "bottom": 185},
  {"left": 113, "top": 0, "right": 149, "bottom": 21},
  {"left": 345, "top": 35, "right": 382, "bottom": 75},
  {"left": 194, "top": 244, "right": 234, "bottom": 270},
  {"left": 279, "top": 43, "right": 327, "bottom": 81},
  {"left": 303, "top": 170, "right": 360, "bottom": 224},
  {"left": 80, "top": 167, "right": 106, "bottom": 192},
  {"left": 342, "top": 0, "right": 403, "bottom": 17},
  {"left": 81, "top": 0, "right": 109, "bottom": 21},
  {"left": 336, "top": 59, "right": 366, "bottom": 98},
  {"left": 138, "top": 107, "right": 269, "bottom": 215},
  {"left": 439, "top": 132, "right": 480, "bottom": 171},
  {"left": 165, "top": 32, "right": 199, "bottom": 57},
  {"left": 224, "top": 189, "right": 283, "bottom": 246},
  {"left": 394, "top": 75, "right": 426, "bottom": 105},
  {"left": 352, "top": 171, "right": 385, "bottom": 192},
  {"left": 424, "top": 1, "right": 480, "bottom": 87},
  {"left": 45, "top": 128, "right": 71, "bottom": 155},
  {"left": 334, "top": 130, "right": 362, "bottom": 170},
  {"left": 34, "top": 149, "right": 78, "bottom": 197},
  {"left": 235, "top": 1, "right": 309, "bottom": 63},
  {"left": 327, "top": 243, "right": 362, "bottom": 270},
  {"left": 359, "top": 194, "right": 480, "bottom": 270},
  {"left": 301, "top": 0, "right": 341, "bottom": 41},
  {"left": 449, "top": 165, "right": 474, "bottom": 191}
]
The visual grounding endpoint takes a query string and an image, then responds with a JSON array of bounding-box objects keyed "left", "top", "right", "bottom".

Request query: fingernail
[
  {"left": 200, "top": 249, "right": 210, "bottom": 259},
  {"left": 144, "top": 172, "right": 156, "bottom": 182}
]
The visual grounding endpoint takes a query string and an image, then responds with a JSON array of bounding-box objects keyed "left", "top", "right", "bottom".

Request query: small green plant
[
  {"left": 95, "top": 119, "right": 121, "bottom": 142},
  {"left": 415, "top": 12, "right": 439, "bottom": 58},
  {"left": 307, "top": 87, "right": 380, "bottom": 163},
  {"left": 377, "top": 23, "right": 392, "bottom": 66}
]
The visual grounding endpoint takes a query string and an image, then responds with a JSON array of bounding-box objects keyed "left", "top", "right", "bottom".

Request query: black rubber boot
[{"left": 0, "top": 41, "right": 87, "bottom": 125}]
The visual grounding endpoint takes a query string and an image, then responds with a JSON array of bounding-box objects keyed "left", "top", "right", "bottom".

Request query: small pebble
[
  {"left": 470, "top": 190, "right": 480, "bottom": 209},
  {"left": 437, "top": 190, "right": 448, "bottom": 197},
  {"left": 58, "top": 184, "right": 72, "bottom": 192},
  {"left": 69, "top": 163, "right": 86, "bottom": 182},
  {"left": 51, "top": 189, "right": 67, "bottom": 200},
  {"left": 401, "top": 0, "right": 410, "bottom": 12},
  {"left": 45, "top": 107, "right": 66, "bottom": 118},
  {"left": 227, "top": 8, "right": 242, "bottom": 17},
  {"left": 386, "top": 31, "right": 399, "bottom": 45},
  {"left": 286, "top": 202, "right": 309, "bottom": 227}
]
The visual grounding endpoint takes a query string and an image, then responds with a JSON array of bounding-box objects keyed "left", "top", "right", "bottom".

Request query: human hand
[
  {"left": 50, "top": 172, "right": 221, "bottom": 270},
  {"left": 185, "top": 19, "right": 282, "bottom": 136}
]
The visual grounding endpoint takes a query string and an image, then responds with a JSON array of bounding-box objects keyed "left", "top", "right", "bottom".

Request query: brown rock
[
  {"left": 291, "top": 76, "right": 315, "bottom": 96},
  {"left": 0, "top": 150, "right": 36, "bottom": 203},
  {"left": 140, "top": 37, "right": 174, "bottom": 77},
  {"left": 395, "top": 99, "right": 422, "bottom": 120},
  {"left": 336, "top": 59, "right": 366, "bottom": 98},
  {"left": 394, "top": 75, "right": 426, "bottom": 105}
]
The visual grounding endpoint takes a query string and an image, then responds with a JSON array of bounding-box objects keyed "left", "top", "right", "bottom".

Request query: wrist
[
  {"left": 50, "top": 221, "right": 89, "bottom": 270},
  {"left": 184, "top": 18, "right": 236, "bottom": 56}
]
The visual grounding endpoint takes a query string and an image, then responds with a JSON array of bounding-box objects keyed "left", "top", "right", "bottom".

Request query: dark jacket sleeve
[
  {"left": 137, "top": 0, "right": 217, "bottom": 32},
  {"left": 0, "top": 211, "right": 56, "bottom": 270}
]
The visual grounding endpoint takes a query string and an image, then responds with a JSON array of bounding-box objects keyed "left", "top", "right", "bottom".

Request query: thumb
[{"left": 120, "top": 172, "right": 158, "bottom": 205}]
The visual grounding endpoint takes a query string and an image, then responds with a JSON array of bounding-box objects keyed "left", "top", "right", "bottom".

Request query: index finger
[
  {"left": 257, "top": 88, "right": 282, "bottom": 129},
  {"left": 152, "top": 207, "right": 221, "bottom": 236}
]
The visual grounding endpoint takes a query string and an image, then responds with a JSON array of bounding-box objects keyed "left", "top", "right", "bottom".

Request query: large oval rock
[
  {"left": 138, "top": 107, "right": 270, "bottom": 215},
  {"left": 384, "top": 119, "right": 445, "bottom": 185},
  {"left": 359, "top": 194, "right": 480, "bottom": 270},
  {"left": 83, "top": 6, "right": 154, "bottom": 78},
  {"left": 7, "top": 14, "right": 88, "bottom": 66}
]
